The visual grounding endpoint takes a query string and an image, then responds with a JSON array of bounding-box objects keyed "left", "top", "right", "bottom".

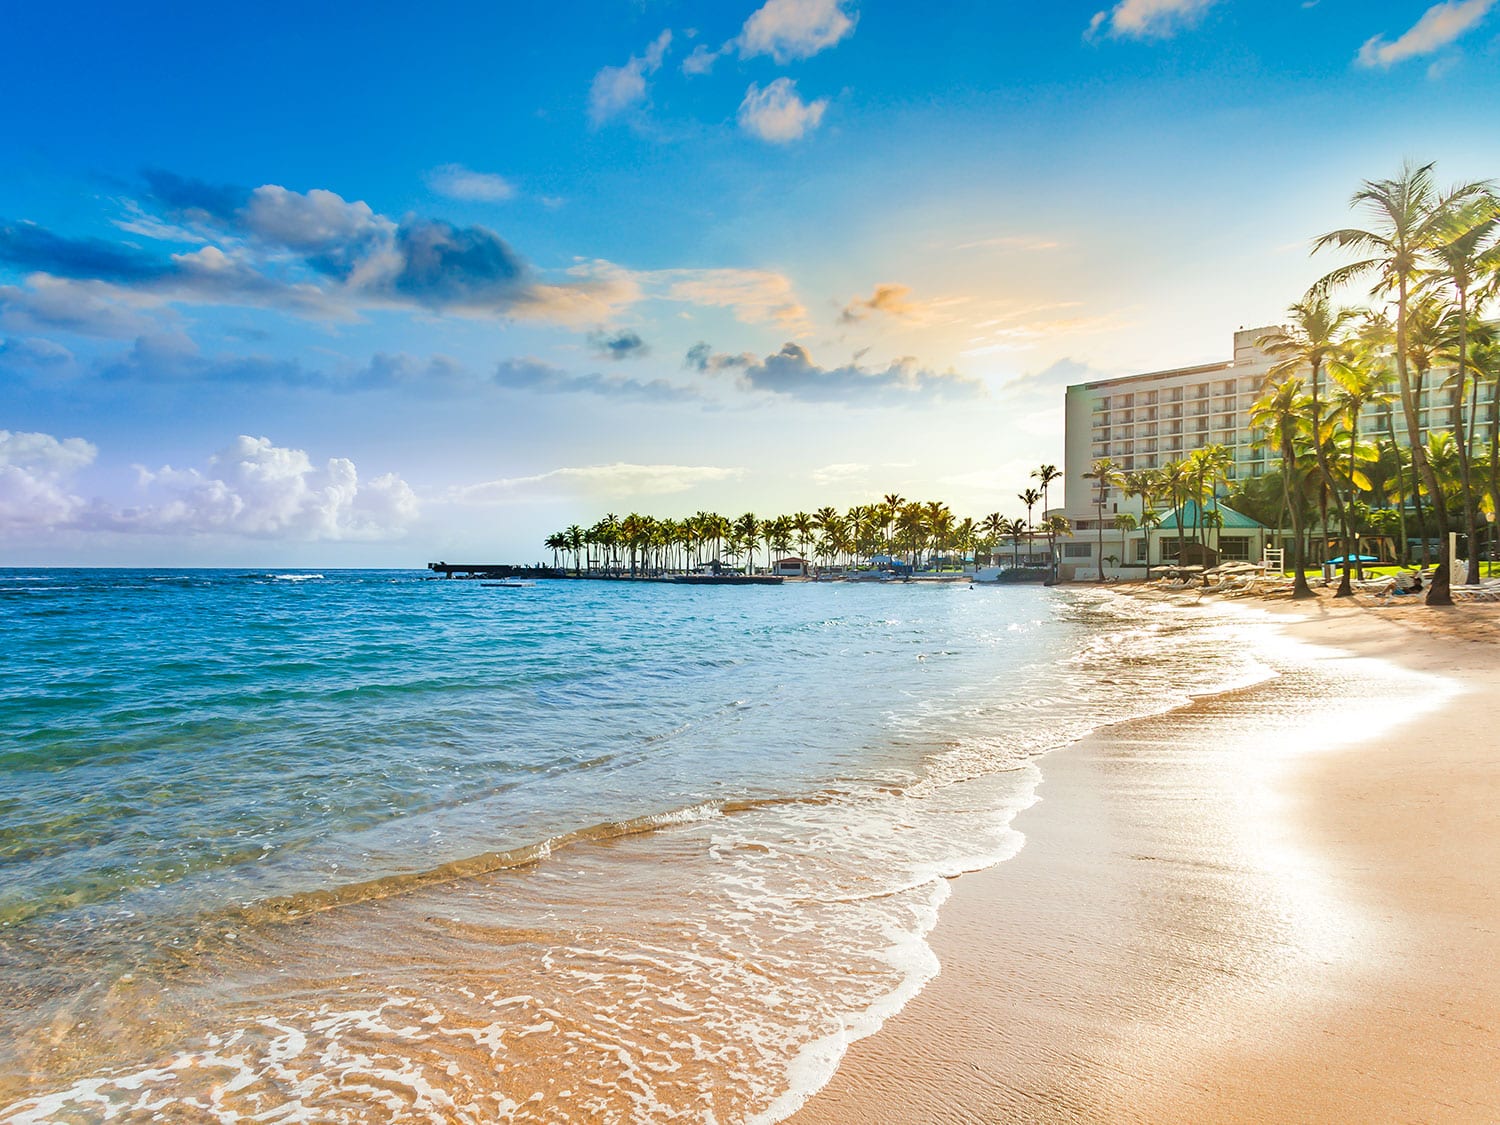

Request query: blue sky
[{"left": 3, "top": 0, "right": 1498, "bottom": 565}]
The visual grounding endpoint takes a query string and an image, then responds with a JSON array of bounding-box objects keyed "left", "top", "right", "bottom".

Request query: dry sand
[{"left": 791, "top": 589, "right": 1500, "bottom": 1124}]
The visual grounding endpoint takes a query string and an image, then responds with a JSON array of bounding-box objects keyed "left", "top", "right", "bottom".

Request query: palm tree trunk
[
  {"left": 1395, "top": 282, "right": 1452, "bottom": 604},
  {"left": 1284, "top": 437, "right": 1313, "bottom": 598}
]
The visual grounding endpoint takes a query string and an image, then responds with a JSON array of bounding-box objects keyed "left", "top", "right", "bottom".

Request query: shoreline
[{"left": 791, "top": 591, "right": 1500, "bottom": 1123}]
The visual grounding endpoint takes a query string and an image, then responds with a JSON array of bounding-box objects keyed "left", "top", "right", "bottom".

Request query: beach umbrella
[{"left": 1324, "top": 554, "right": 1380, "bottom": 565}]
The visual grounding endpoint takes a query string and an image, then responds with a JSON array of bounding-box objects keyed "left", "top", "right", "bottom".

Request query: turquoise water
[{"left": 0, "top": 571, "right": 1270, "bottom": 1122}]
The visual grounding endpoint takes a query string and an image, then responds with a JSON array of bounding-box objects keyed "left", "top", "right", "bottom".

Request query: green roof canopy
[{"left": 1151, "top": 500, "right": 1266, "bottom": 531}]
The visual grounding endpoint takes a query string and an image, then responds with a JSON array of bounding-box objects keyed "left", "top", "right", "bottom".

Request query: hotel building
[{"left": 1055, "top": 326, "right": 1484, "bottom": 578}]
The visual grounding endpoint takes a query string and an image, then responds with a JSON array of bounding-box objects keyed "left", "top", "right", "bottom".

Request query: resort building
[{"left": 1053, "top": 325, "right": 1488, "bottom": 579}]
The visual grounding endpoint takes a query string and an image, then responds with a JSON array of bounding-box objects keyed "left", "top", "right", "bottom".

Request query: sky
[{"left": 3, "top": 0, "right": 1499, "bottom": 566}]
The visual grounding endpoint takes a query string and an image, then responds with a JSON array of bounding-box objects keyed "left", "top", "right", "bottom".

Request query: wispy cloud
[
  {"left": 451, "top": 462, "right": 743, "bottom": 505},
  {"left": 493, "top": 356, "right": 698, "bottom": 402},
  {"left": 837, "top": 283, "right": 964, "bottom": 326},
  {"left": 644, "top": 266, "right": 810, "bottom": 329},
  {"left": 953, "top": 234, "right": 1062, "bottom": 252},
  {"left": 1357, "top": 0, "right": 1495, "bottom": 67},
  {"left": 738, "top": 78, "right": 828, "bottom": 143},
  {"left": 686, "top": 341, "right": 982, "bottom": 402},
  {"left": 424, "top": 164, "right": 516, "bottom": 202},
  {"left": 589, "top": 30, "right": 672, "bottom": 124},
  {"left": 1087, "top": 0, "right": 1216, "bottom": 39}
]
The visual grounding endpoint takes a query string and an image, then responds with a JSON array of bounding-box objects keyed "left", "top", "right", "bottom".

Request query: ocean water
[{"left": 0, "top": 570, "right": 1273, "bottom": 1123}]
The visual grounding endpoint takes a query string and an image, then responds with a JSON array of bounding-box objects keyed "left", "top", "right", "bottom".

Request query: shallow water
[{"left": 0, "top": 571, "right": 1274, "bottom": 1122}]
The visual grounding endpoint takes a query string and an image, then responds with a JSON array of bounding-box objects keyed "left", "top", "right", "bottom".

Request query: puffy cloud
[
  {"left": 589, "top": 30, "right": 672, "bottom": 123},
  {"left": 119, "top": 436, "right": 418, "bottom": 539},
  {"left": 737, "top": 0, "right": 857, "bottom": 62},
  {"left": 452, "top": 462, "right": 743, "bottom": 505},
  {"left": 1087, "top": 0, "right": 1216, "bottom": 39},
  {"left": 239, "top": 185, "right": 394, "bottom": 276},
  {"left": 0, "top": 429, "right": 97, "bottom": 530},
  {"left": 738, "top": 78, "right": 828, "bottom": 143},
  {"left": 493, "top": 356, "right": 699, "bottom": 402},
  {"left": 588, "top": 328, "right": 649, "bottom": 360},
  {"left": 0, "top": 431, "right": 418, "bottom": 540},
  {"left": 686, "top": 341, "right": 983, "bottom": 402},
  {"left": 424, "top": 164, "right": 516, "bottom": 202},
  {"left": 1357, "top": 0, "right": 1495, "bottom": 66}
]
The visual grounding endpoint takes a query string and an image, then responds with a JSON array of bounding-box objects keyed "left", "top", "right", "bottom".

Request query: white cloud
[
  {"left": 1087, "top": 0, "right": 1216, "bottom": 38},
  {"left": 589, "top": 30, "right": 673, "bottom": 124},
  {"left": 424, "top": 164, "right": 516, "bottom": 202},
  {"left": 1357, "top": 0, "right": 1495, "bottom": 66},
  {"left": 451, "top": 463, "right": 744, "bottom": 505},
  {"left": 738, "top": 78, "right": 828, "bottom": 143},
  {"left": 737, "top": 0, "right": 857, "bottom": 62},
  {"left": 0, "top": 430, "right": 97, "bottom": 529},
  {"left": 682, "top": 43, "right": 724, "bottom": 75},
  {"left": 0, "top": 431, "right": 417, "bottom": 540}
]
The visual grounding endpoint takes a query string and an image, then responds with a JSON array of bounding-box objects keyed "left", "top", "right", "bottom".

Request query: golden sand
[{"left": 793, "top": 591, "right": 1500, "bottom": 1124}]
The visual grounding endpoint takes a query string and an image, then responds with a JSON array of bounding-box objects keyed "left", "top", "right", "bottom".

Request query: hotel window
[{"left": 1064, "top": 544, "right": 1093, "bottom": 558}]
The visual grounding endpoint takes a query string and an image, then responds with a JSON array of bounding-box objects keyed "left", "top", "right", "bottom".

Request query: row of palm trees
[
  {"left": 542, "top": 471, "right": 1074, "bottom": 578},
  {"left": 1252, "top": 161, "right": 1498, "bottom": 605}
]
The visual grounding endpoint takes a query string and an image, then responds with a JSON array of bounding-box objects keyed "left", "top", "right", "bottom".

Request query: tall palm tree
[
  {"left": 1032, "top": 464, "right": 1062, "bottom": 520},
  {"left": 734, "top": 512, "right": 760, "bottom": 573},
  {"left": 1083, "top": 458, "right": 1121, "bottom": 581},
  {"left": 1251, "top": 379, "right": 1316, "bottom": 598},
  {"left": 1330, "top": 359, "right": 1394, "bottom": 577},
  {"left": 1017, "top": 487, "right": 1041, "bottom": 563},
  {"left": 1312, "top": 161, "right": 1487, "bottom": 605},
  {"left": 1004, "top": 517, "right": 1027, "bottom": 568},
  {"left": 544, "top": 531, "right": 567, "bottom": 570},
  {"left": 979, "top": 512, "right": 1004, "bottom": 565},
  {"left": 565, "top": 524, "right": 585, "bottom": 576},
  {"left": 1160, "top": 459, "right": 1189, "bottom": 565},
  {"left": 1259, "top": 298, "right": 1359, "bottom": 593}
]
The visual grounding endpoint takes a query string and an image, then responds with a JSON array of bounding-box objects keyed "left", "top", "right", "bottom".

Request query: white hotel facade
[{"left": 1054, "top": 326, "right": 1479, "bottom": 579}]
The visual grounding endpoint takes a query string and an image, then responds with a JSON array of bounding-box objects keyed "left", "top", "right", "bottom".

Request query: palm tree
[
  {"left": 1312, "top": 161, "right": 1488, "bottom": 605},
  {"left": 1083, "top": 458, "right": 1121, "bottom": 581},
  {"left": 979, "top": 512, "right": 1004, "bottom": 565},
  {"left": 1004, "top": 517, "right": 1027, "bottom": 568},
  {"left": 1259, "top": 298, "right": 1359, "bottom": 593},
  {"left": 1032, "top": 464, "right": 1062, "bottom": 520},
  {"left": 733, "top": 512, "right": 760, "bottom": 573},
  {"left": 792, "top": 512, "right": 814, "bottom": 566},
  {"left": 1017, "top": 487, "right": 1041, "bottom": 563},
  {"left": 1160, "top": 459, "right": 1189, "bottom": 565},
  {"left": 1039, "top": 514, "right": 1071, "bottom": 581},
  {"left": 1330, "top": 359, "right": 1394, "bottom": 578},
  {"left": 565, "top": 524, "right": 585, "bottom": 576},
  {"left": 544, "top": 531, "right": 567, "bottom": 570},
  {"left": 1251, "top": 379, "right": 1316, "bottom": 598}
]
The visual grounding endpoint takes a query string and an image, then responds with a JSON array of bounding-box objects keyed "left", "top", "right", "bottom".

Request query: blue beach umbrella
[{"left": 1324, "top": 554, "right": 1380, "bottom": 565}]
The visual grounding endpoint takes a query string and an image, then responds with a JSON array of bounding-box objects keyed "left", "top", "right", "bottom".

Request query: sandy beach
[{"left": 793, "top": 589, "right": 1500, "bottom": 1124}]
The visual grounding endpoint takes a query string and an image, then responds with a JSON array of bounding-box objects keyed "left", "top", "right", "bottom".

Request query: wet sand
[{"left": 792, "top": 594, "right": 1500, "bottom": 1123}]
